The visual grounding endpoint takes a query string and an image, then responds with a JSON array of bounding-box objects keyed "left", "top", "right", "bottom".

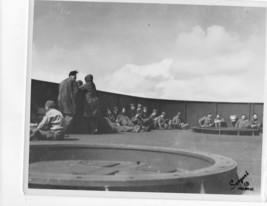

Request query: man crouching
[{"left": 30, "top": 100, "right": 66, "bottom": 141}]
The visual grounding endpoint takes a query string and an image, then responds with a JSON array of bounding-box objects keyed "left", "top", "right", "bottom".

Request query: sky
[{"left": 32, "top": 1, "right": 266, "bottom": 102}]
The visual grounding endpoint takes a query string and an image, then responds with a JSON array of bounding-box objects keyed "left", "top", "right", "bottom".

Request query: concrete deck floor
[{"left": 31, "top": 129, "right": 263, "bottom": 195}]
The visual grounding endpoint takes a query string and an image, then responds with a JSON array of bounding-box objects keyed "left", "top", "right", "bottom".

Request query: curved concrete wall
[{"left": 30, "top": 79, "right": 264, "bottom": 127}]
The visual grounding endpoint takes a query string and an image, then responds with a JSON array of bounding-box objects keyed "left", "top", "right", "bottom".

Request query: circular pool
[{"left": 29, "top": 143, "right": 240, "bottom": 194}]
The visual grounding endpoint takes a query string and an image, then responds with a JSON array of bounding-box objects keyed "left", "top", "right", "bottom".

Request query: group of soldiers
[
  {"left": 198, "top": 113, "right": 262, "bottom": 129},
  {"left": 30, "top": 70, "right": 189, "bottom": 140},
  {"left": 103, "top": 104, "right": 189, "bottom": 133},
  {"left": 30, "top": 70, "right": 100, "bottom": 140},
  {"left": 29, "top": 70, "right": 262, "bottom": 141}
]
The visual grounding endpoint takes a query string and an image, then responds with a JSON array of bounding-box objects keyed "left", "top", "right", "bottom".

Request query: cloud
[
  {"left": 103, "top": 58, "right": 173, "bottom": 97},
  {"left": 31, "top": 42, "right": 133, "bottom": 84},
  {"left": 104, "top": 25, "right": 264, "bottom": 102}
]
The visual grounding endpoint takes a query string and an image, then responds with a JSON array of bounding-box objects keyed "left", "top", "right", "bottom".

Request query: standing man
[{"left": 58, "top": 70, "right": 78, "bottom": 133}]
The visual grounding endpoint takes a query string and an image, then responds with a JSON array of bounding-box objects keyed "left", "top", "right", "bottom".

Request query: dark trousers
[{"left": 64, "top": 115, "right": 74, "bottom": 133}]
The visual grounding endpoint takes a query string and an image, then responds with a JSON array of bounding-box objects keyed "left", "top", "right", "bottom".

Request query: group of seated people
[
  {"left": 102, "top": 103, "right": 189, "bottom": 133},
  {"left": 30, "top": 101, "right": 189, "bottom": 140},
  {"left": 30, "top": 99, "right": 262, "bottom": 141},
  {"left": 198, "top": 113, "right": 262, "bottom": 130}
]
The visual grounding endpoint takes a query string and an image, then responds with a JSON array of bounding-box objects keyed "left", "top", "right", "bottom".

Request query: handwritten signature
[{"left": 229, "top": 171, "right": 254, "bottom": 191}]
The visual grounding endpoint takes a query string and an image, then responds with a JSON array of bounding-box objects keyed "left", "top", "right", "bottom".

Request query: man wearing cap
[
  {"left": 116, "top": 107, "right": 134, "bottom": 127},
  {"left": 248, "top": 113, "right": 262, "bottom": 130},
  {"left": 169, "top": 112, "right": 189, "bottom": 129},
  {"left": 128, "top": 103, "right": 136, "bottom": 119},
  {"left": 139, "top": 107, "right": 157, "bottom": 131},
  {"left": 199, "top": 113, "right": 214, "bottom": 128},
  {"left": 155, "top": 112, "right": 169, "bottom": 129},
  {"left": 58, "top": 70, "right": 78, "bottom": 133},
  {"left": 235, "top": 114, "right": 250, "bottom": 129},
  {"left": 112, "top": 106, "right": 119, "bottom": 121},
  {"left": 30, "top": 100, "right": 66, "bottom": 141}
]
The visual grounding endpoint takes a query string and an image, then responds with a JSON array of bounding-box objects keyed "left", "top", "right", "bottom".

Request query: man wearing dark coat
[
  {"left": 58, "top": 70, "right": 78, "bottom": 133},
  {"left": 79, "top": 74, "right": 100, "bottom": 134},
  {"left": 128, "top": 103, "right": 136, "bottom": 119}
]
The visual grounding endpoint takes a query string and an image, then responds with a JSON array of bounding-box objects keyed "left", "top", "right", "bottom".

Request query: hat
[
  {"left": 130, "top": 103, "right": 135, "bottom": 107},
  {"left": 85, "top": 74, "right": 93, "bottom": 82},
  {"left": 161, "top": 112, "right": 166, "bottom": 115},
  {"left": 69, "top": 70, "right": 78, "bottom": 77},
  {"left": 45, "top": 100, "right": 56, "bottom": 108},
  {"left": 137, "top": 104, "right": 142, "bottom": 108}
]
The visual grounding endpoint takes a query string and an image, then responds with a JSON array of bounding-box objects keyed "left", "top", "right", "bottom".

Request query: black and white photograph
[{"left": 22, "top": 0, "right": 266, "bottom": 201}]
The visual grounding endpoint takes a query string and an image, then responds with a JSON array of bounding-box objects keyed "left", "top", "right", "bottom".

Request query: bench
[{"left": 192, "top": 127, "right": 260, "bottom": 136}]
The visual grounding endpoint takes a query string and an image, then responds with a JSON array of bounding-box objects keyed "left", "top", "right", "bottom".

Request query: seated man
[
  {"left": 169, "top": 112, "right": 189, "bottom": 129},
  {"left": 155, "top": 112, "right": 169, "bottom": 129},
  {"left": 116, "top": 107, "right": 134, "bottom": 126},
  {"left": 214, "top": 114, "right": 225, "bottom": 128},
  {"left": 99, "top": 117, "right": 141, "bottom": 133},
  {"left": 199, "top": 113, "right": 214, "bottom": 127},
  {"left": 235, "top": 114, "right": 250, "bottom": 129},
  {"left": 138, "top": 106, "right": 157, "bottom": 131},
  {"left": 141, "top": 106, "right": 149, "bottom": 119},
  {"left": 137, "top": 103, "right": 142, "bottom": 110},
  {"left": 30, "top": 100, "right": 66, "bottom": 141},
  {"left": 113, "top": 106, "right": 119, "bottom": 120},
  {"left": 248, "top": 113, "right": 262, "bottom": 130},
  {"left": 105, "top": 108, "right": 116, "bottom": 123},
  {"left": 230, "top": 114, "right": 238, "bottom": 127},
  {"left": 128, "top": 103, "right": 136, "bottom": 119},
  {"left": 131, "top": 107, "right": 143, "bottom": 125}
]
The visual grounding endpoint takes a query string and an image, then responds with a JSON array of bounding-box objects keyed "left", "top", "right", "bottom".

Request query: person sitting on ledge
[
  {"left": 30, "top": 100, "right": 66, "bottom": 141},
  {"left": 230, "top": 114, "right": 238, "bottom": 127},
  {"left": 199, "top": 113, "right": 214, "bottom": 127},
  {"left": 116, "top": 107, "right": 134, "bottom": 127},
  {"left": 235, "top": 114, "right": 250, "bottom": 129},
  {"left": 248, "top": 113, "right": 262, "bottom": 130},
  {"left": 169, "top": 112, "right": 189, "bottom": 129},
  {"left": 155, "top": 112, "right": 169, "bottom": 129},
  {"left": 214, "top": 114, "right": 225, "bottom": 128}
]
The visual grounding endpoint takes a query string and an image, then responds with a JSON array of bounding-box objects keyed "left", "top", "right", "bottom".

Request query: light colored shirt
[
  {"left": 199, "top": 116, "right": 214, "bottom": 127},
  {"left": 116, "top": 114, "right": 133, "bottom": 126},
  {"left": 37, "top": 108, "right": 66, "bottom": 133}
]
